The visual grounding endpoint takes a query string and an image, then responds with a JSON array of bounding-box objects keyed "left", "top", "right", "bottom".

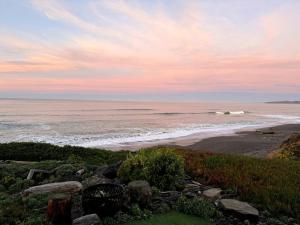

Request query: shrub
[
  {"left": 54, "top": 164, "right": 76, "bottom": 178},
  {"left": 178, "top": 149, "right": 300, "bottom": 218},
  {"left": 8, "top": 178, "right": 33, "bottom": 194},
  {"left": 118, "top": 148, "right": 185, "bottom": 190},
  {"left": 118, "top": 152, "right": 147, "bottom": 183},
  {"left": 19, "top": 216, "right": 51, "bottom": 225},
  {"left": 146, "top": 148, "right": 184, "bottom": 190},
  {"left": 1, "top": 176, "right": 16, "bottom": 188},
  {"left": 174, "top": 196, "right": 217, "bottom": 219}
]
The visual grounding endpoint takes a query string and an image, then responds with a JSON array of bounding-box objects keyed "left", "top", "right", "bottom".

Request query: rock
[
  {"left": 202, "top": 188, "right": 222, "bottom": 201},
  {"left": 27, "top": 169, "right": 52, "bottom": 180},
  {"left": 128, "top": 180, "right": 152, "bottom": 207},
  {"left": 82, "top": 176, "right": 112, "bottom": 190},
  {"left": 72, "top": 214, "right": 102, "bottom": 225},
  {"left": 219, "top": 199, "right": 259, "bottom": 220},
  {"left": 262, "top": 131, "right": 275, "bottom": 135},
  {"left": 184, "top": 192, "right": 197, "bottom": 198},
  {"left": 102, "top": 161, "right": 122, "bottom": 179},
  {"left": 76, "top": 169, "right": 85, "bottom": 176},
  {"left": 22, "top": 181, "right": 83, "bottom": 198}
]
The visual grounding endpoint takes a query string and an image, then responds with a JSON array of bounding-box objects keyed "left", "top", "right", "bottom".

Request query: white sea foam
[
  {"left": 78, "top": 122, "right": 262, "bottom": 148},
  {"left": 260, "top": 114, "right": 300, "bottom": 122},
  {"left": 214, "top": 111, "right": 247, "bottom": 115}
]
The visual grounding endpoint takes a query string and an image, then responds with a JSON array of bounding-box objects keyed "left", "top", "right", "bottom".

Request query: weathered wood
[
  {"left": 26, "top": 169, "right": 52, "bottom": 180},
  {"left": 22, "top": 181, "right": 82, "bottom": 198},
  {"left": 48, "top": 194, "right": 72, "bottom": 225}
]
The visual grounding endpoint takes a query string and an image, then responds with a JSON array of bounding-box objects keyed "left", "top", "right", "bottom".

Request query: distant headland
[{"left": 266, "top": 101, "right": 300, "bottom": 104}]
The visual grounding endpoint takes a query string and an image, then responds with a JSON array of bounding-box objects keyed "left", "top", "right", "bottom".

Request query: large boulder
[
  {"left": 22, "top": 181, "right": 83, "bottom": 198},
  {"left": 128, "top": 180, "right": 152, "bottom": 207},
  {"left": 219, "top": 199, "right": 259, "bottom": 220},
  {"left": 202, "top": 188, "right": 222, "bottom": 201},
  {"left": 72, "top": 214, "right": 102, "bottom": 225},
  {"left": 95, "top": 161, "right": 122, "bottom": 179}
]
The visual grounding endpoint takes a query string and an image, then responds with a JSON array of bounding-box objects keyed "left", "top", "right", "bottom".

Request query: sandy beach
[{"left": 177, "top": 124, "right": 300, "bottom": 157}]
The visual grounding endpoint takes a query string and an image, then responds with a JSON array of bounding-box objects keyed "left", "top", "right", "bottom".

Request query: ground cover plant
[
  {"left": 178, "top": 149, "right": 300, "bottom": 218},
  {"left": 118, "top": 148, "right": 184, "bottom": 190},
  {"left": 123, "top": 211, "right": 214, "bottom": 225}
]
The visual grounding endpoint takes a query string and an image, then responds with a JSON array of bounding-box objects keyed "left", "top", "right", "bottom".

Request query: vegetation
[
  {"left": 0, "top": 142, "right": 128, "bottom": 165},
  {"left": 174, "top": 196, "right": 217, "bottom": 219},
  {"left": 123, "top": 211, "right": 214, "bottom": 225},
  {"left": 178, "top": 149, "right": 300, "bottom": 218},
  {"left": 272, "top": 132, "right": 300, "bottom": 159},
  {"left": 118, "top": 148, "right": 184, "bottom": 190}
]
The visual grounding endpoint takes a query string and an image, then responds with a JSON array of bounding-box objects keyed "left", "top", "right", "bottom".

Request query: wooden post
[{"left": 47, "top": 194, "right": 72, "bottom": 225}]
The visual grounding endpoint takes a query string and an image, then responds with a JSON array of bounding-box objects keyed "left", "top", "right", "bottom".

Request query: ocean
[{"left": 0, "top": 99, "right": 300, "bottom": 150}]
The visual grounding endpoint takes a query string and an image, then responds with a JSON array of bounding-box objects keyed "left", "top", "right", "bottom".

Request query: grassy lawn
[{"left": 124, "top": 211, "right": 214, "bottom": 225}]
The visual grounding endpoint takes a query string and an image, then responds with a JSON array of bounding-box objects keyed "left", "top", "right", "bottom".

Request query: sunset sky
[{"left": 0, "top": 0, "right": 299, "bottom": 101}]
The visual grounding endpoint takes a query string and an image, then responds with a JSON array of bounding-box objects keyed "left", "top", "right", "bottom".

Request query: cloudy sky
[{"left": 0, "top": 0, "right": 299, "bottom": 101}]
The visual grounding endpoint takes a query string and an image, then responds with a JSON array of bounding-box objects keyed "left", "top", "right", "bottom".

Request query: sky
[{"left": 0, "top": 0, "right": 300, "bottom": 101}]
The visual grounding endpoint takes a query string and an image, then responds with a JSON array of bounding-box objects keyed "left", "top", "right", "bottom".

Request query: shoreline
[
  {"left": 175, "top": 123, "right": 300, "bottom": 157},
  {"left": 105, "top": 123, "right": 300, "bottom": 156},
  {"left": 105, "top": 123, "right": 300, "bottom": 157}
]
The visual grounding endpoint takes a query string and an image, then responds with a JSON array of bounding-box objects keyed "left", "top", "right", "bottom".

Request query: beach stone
[
  {"left": 202, "top": 188, "right": 222, "bottom": 201},
  {"left": 26, "top": 169, "right": 52, "bottom": 180},
  {"left": 22, "top": 181, "right": 83, "bottom": 198},
  {"left": 219, "top": 199, "right": 259, "bottom": 220},
  {"left": 72, "top": 214, "right": 102, "bottom": 225},
  {"left": 128, "top": 180, "right": 152, "bottom": 207}
]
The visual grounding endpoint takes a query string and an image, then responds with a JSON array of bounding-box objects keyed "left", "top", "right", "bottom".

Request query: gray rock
[
  {"left": 219, "top": 199, "right": 259, "bottom": 220},
  {"left": 22, "top": 181, "right": 83, "bottom": 198},
  {"left": 76, "top": 169, "right": 85, "bottom": 176},
  {"left": 128, "top": 180, "right": 152, "bottom": 207},
  {"left": 202, "top": 188, "right": 222, "bottom": 201},
  {"left": 82, "top": 176, "right": 112, "bottom": 190},
  {"left": 72, "top": 214, "right": 102, "bottom": 225}
]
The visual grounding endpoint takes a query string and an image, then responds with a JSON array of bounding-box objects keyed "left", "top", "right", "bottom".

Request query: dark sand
[{"left": 178, "top": 124, "right": 300, "bottom": 157}]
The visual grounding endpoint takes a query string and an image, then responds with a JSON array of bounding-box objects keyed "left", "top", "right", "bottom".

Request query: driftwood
[
  {"left": 22, "top": 181, "right": 83, "bottom": 198},
  {"left": 48, "top": 193, "right": 72, "bottom": 225}
]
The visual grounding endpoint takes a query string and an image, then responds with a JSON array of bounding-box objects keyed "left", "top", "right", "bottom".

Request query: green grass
[
  {"left": 124, "top": 211, "right": 214, "bottom": 225},
  {"left": 178, "top": 149, "right": 300, "bottom": 218}
]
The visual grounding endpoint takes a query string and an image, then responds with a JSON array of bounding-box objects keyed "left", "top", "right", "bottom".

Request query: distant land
[{"left": 266, "top": 101, "right": 300, "bottom": 104}]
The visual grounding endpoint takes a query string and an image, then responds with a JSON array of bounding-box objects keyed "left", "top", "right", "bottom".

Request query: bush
[
  {"left": 0, "top": 142, "right": 128, "bottom": 165},
  {"left": 118, "top": 152, "right": 148, "bottom": 183},
  {"left": 118, "top": 148, "right": 185, "bottom": 190},
  {"left": 146, "top": 148, "right": 184, "bottom": 190},
  {"left": 178, "top": 149, "right": 300, "bottom": 218},
  {"left": 54, "top": 164, "right": 76, "bottom": 178},
  {"left": 174, "top": 196, "right": 217, "bottom": 219}
]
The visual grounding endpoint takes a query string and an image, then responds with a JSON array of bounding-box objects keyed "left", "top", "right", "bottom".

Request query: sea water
[{"left": 0, "top": 99, "right": 299, "bottom": 150}]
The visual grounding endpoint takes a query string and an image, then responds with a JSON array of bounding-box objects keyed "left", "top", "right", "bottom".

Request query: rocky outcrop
[
  {"left": 219, "top": 199, "right": 259, "bottom": 220},
  {"left": 72, "top": 214, "right": 102, "bottom": 225},
  {"left": 22, "top": 181, "right": 83, "bottom": 198},
  {"left": 128, "top": 180, "right": 152, "bottom": 207}
]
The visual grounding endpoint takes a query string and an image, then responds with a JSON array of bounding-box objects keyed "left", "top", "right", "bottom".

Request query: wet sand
[{"left": 176, "top": 124, "right": 300, "bottom": 157}]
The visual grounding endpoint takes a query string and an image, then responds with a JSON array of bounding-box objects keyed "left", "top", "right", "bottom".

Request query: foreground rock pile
[{"left": 19, "top": 162, "right": 266, "bottom": 225}]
